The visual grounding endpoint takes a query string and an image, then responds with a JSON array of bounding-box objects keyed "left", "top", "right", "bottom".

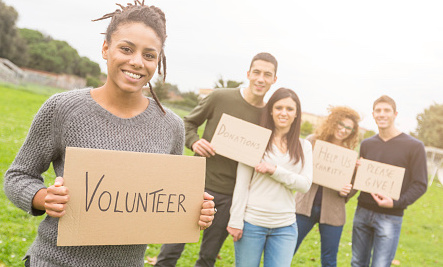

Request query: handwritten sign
[
  {"left": 57, "top": 147, "right": 205, "bottom": 246},
  {"left": 210, "top": 113, "right": 272, "bottom": 167},
  {"left": 312, "top": 140, "right": 358, "bottom": 191},
  {"left": 353, "top": 158, "right": 405, "bottom": 200}
]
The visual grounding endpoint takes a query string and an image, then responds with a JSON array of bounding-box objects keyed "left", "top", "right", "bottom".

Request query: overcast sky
[{"left": 4, "top": 0, "right": 443, "bottom": 133}]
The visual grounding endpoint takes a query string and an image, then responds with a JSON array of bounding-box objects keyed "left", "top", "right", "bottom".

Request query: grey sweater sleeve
[
  {"left": 4, "top": 94, "right": 61, "bottom": 216},
  {"left": 170, "top": 113, "right": 185, "bottom": 155}
]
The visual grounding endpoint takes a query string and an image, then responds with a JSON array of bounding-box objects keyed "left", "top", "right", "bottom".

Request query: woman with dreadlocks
[
  {"left": 294, "top": 106, "right": 360, "bottom": 267},
  {"left": 4, "top": 1, "right": 215, "bottom": 266}
]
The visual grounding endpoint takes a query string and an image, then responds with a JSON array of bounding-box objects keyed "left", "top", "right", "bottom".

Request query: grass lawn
[{"left": 1, "top": 84, "right": 442, "bottom": 266}]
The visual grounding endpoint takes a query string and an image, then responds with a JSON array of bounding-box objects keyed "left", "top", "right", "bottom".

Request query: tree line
[
  {"left": 0, "top": 0, "right": 101, "bottom": 85},
  {"left": 2, "top": 1, "right": 440, "bottom": 148}
]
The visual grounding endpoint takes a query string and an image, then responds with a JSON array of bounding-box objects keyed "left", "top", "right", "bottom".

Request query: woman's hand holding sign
[
  {"left": 45, "top": 177, "right": 70, "bottom": 217},
  {"left": 339, "top": 183, "right": 353, "bottom": 197},
  {"left": 199, "top": 192, "right": 216, "bottom": 230},
  {"left": 254, "top": 161, "right": 276, "bottom": 175},
  {"left": 32, "top": 176, "right": 70, "bottom": 218}
]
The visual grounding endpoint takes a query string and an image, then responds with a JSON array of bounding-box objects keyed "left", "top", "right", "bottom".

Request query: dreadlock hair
[
  {"left": 93, "top": 0, "right": 167, "bottom": 113},
  {"left": 315, "top": 106, "right": 361, "bottom": 149},
  {"left": 260, "top": 88, "right": 304, "bottom": 165}
]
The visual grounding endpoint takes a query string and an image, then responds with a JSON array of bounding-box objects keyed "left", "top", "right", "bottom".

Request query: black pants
[{"left": 155, "top": 189, "right": 232, "bottom": 267}]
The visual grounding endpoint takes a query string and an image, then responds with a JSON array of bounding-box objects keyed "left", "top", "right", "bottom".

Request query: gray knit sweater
[{"left": 4, "top": 88, "right": 185, "bottom": 266}]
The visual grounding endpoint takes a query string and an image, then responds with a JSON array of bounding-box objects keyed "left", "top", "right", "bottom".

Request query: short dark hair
[
  {"left": 373, "top": 95, "right": 396, "bottom": 112},
  {"left": 249, "top": 52, "right": 278, "bottom": 75}
]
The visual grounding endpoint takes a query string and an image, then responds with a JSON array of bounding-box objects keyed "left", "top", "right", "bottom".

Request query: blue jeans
[
  {"left": 295, "top": 205, "right": 344, "bottom": 267},
  {"left": 351, "top": 206, "right": 403, "bottom": 267},
  {"left": 234, "top": 221, "right": 298, "bottom": 267}
]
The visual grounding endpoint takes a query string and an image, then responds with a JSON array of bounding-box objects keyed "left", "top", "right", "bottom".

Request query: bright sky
[{"left": 4, "top": 0, "right": 443, "bottom": 133}]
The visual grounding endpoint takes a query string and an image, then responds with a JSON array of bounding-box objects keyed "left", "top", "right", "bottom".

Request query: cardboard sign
[
  {"left": 210, "top": 113, "right": 272, "bottom": 167},
  {"left": 58, "top": 147, "right": 206, "bottom": 246},
  {"left": 312, "top": 140, "right": 358, "bottom": 191},
  {"left": 353, "top": 158, "right": 405, "bottom": 200}
]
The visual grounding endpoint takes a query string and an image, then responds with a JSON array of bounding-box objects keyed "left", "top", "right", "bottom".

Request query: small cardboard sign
[
  {"left": 57, "top": 147, "right": 206, "bottom": 246},
  {"left": 353, "top": 158, "right": 405, "bottom": 200},
  {"left": 210, "top": 113, "right": 272, "bottom": 167},
  {"left": 312, "top": 140, "right": 358, "bottom": 191}
]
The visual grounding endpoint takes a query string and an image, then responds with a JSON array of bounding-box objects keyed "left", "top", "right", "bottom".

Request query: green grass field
[{"left": 0, "top": 84, "right": 442, "bottom": 266}]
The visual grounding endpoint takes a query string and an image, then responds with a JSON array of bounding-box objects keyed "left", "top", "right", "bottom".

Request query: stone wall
[
  {"left": 0, "top": 58, "right": 86, "bottom": 90},
  {"left": 21, "top": 68, "right": 86, "bottom": 90},
  {"left": 0, "top": 58, "right": 25, "bottom": 84}
]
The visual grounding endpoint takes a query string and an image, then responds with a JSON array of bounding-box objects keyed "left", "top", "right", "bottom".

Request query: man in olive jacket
[{"left": 156, "top": 52, "right": 278, "bottom": 267}]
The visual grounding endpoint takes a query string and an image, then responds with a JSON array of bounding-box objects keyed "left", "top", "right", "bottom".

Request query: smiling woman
[
  {"left": 227, "top": 88, "right": 313, "bottom": 266},
  {"left": 92, "top": 1, "right": 168, "bottom": 115},
  {"left": 294, "top": 105, "right": 361, "bottom": 266},
  {"left": 3, "top": 1, "right": 215, "bottom": 266}
]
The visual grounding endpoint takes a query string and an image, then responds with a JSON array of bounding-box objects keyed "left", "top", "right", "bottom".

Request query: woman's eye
[
  {"left": 144, "top": 53, "right": 155, "bottom": 59},
  {"left": 121, "top": 47, "right": 131, "bottom": 53}
]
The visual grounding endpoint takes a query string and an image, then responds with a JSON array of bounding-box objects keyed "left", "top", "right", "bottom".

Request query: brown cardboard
[
  {"left": 57, "top": 147, "right": 205, "bottom": 246},
  {"left": 312, "top": 140, "right": 358, "bottom": 191},
  {"left": 210, "top": 113, "right": 272, "bottom": 167},
  {"left": 353, "top": 158, "right": 405, "bottom": 200}
]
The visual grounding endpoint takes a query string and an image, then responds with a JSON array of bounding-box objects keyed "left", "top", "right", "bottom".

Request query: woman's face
[
  {"left": 102, "top": 22, "right": 162, "bottom": 94},
  {"left": 333, "top": 118, "right": 354, "bottom": 142},
  {"left": 272, "top": 97, "right": 297, "bottom": 132}
]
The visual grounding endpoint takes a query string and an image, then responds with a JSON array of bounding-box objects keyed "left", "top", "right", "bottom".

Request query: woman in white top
[{"left": 227, "top": 88, "right": 313, "bottom": 267}]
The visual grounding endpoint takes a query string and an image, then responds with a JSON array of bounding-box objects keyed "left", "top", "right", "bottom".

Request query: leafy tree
[
  {"left": 25, "top": 41, "right": 63, "bottom": 73},
  {"left": 19, "top": 28, "right": 49, "bottom": 44},
  {"left": 74, "top": 57, "right": 100, "bottom": 78},
  {"left": 18, "top": 28, "right": 101, "bottom": 78},
  {"left": 179, "top": 91, "right": 200, "bottom": 108},
  {"left": 0, "top": 1, "right": 28, "bottom": 65},
  {"left": 413, "top": 103, "right": 443, "bottom": 148},
  {"left": 86, "top": 75, "right": 103, "bottom": 88},
  {"left": 363, "top": 130, "right": 376, "bottom": 139},
  {"left": 150, "top": 76, "right": 172, "bottom": 101},
  {"left": 214, "top": 75, "right": 243, "bottom": 88},
  {"left": 300, "top": 121, "right": 314, "bottom": 136}
]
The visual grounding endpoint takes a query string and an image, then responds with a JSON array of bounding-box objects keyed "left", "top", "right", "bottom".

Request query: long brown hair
[{"left": 260, "top": 88, "right": 304, "bottom": 165}]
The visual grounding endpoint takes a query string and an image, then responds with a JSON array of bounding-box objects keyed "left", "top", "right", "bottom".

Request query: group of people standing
[
  {"left": 4, "top": 1, "right": 428, "bottom": 267},
  {"left": 155, "top": 48, "right": 427, "bottom": 267}
]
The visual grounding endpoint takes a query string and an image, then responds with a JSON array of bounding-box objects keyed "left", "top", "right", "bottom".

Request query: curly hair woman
[{"left": 294, "top": 106, "right": 360, "bottom": 267}]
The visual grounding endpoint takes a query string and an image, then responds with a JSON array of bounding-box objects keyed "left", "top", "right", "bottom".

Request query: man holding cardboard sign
[
  {"left": 351, "top": 95, "right": 428, "bottom": 267},
  {"left": 156, "top": 52, "right": 278, "bottom": 267},
  {"left": 210, "top": 113, "right": 272, "bottom": 167}
]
